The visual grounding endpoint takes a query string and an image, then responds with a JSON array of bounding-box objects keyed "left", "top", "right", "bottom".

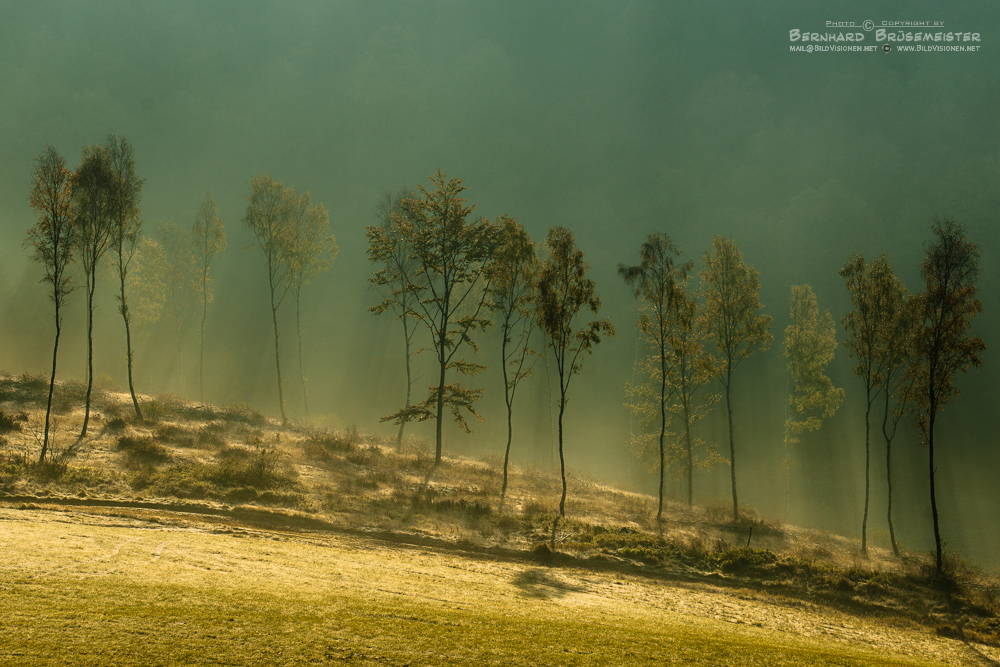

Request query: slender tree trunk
[
  {"left": 200, "top": 268, "right": 208, "bottom": 403},
  {"left": 80, "top": 273, "right": 96, "bottom": 438},
  {"left": 684, "top": 407, "right": 693, "bottom": 507},
  {"left": 500, "top": 329, "right": 512, "bottom": 513},
  {"left": 557, "top": 384, "right": 567, "bottom": 517},
  {"left": 395, "top": 314, "right": 413, "bottom": 452},
  {"left": 928, "top": 405, "right": 942, "bottom": 576},
  {"left": 295, "top": 289, "right": 309, "bottom": 420},
  {"left": 783, "top": 374, "right": 790, "bottom": 520},
  {"left": 434, "top": 341, "right": 446, "bottom": 466},
  {"left": 726, "top": 371, "right": 738, "bottom": 523},
  {"left": 882, "top": 387, "right": 899, "bottom": 556},
  {"left": 862, "top": 397, "right": 871, "bottom": 555},
  {"left": 42, "top": 304, "right": 61, "bottom": 463},
  {"left": 269, "top": 281, "right": 287, "bottom": 425},
  {"left": 119, "top": 268, "right": 142, "bottom": 421},
  {"left": 657, "top": 350, "right": 667, "bottom": 523}
]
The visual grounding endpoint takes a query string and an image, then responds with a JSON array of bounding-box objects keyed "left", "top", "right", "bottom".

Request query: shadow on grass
[{"left": 511, "top": 568, "right": 585, "bottom": 599}]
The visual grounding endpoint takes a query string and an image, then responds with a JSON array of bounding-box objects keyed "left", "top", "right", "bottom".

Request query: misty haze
[{"left": 1, "top": 2, "right": 998, "bottom": 665}]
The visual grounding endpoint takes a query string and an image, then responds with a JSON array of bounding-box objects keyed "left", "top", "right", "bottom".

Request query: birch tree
[
  {"left": 105, "top": 134, "right": 144, "bottom": 420},
  {"left": 487, "top": 215, "right": 537, "bottom": 513},
  {"left": 783, "top": 285, "right": 843, "bottom": 517},
  {"left": 699, "top": 236, "right": 772, "bottom": 523},
  {"left": 25, "top": 146, "right": 77, "bottom": 461},
  {"left": 365, "top": 171, "right": 496, "bottom": 466},
  {"left": 191, "top": 192, "right": 226, "bottom": 403},
  {"left": 73, "top": 144, "right": 115, "bottom": 437},
  {"left": 871, "top": 256, "right": 914, "bottom": 557},
  {"left": 282, "top": 187, "right": 337, "bottom": 419},
  {"left": 369, "top": 188, "right": 421, "bottom": 451},
  {"left": 619, "top": 233, "right": 687, "bottom": 521},
  {"left": 244, "top": 174, "right": 293, "bottom": 424},
  {"left": 909, "top": 218, "right": 985, "bottom": 577},
  {"left": 536, "top": 226, "right": 615, "bottom": 518}
]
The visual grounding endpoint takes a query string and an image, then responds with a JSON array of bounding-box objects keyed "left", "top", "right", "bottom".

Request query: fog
[{"left": 2, "top": 2, "right": 998, "bottom": 567}]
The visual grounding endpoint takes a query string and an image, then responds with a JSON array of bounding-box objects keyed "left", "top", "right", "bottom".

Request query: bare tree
[
  {"left": 282, "top": 187, "right": 337, "bottom": 419},
  {"left": 487, "top": 215, "right": 537, "bottom": 513},
  {"left": 191, "top": 192, "right": 226, "bottom": 403},
  {"left": 105, "top": 134, "right": 145, "bottom": 420},
  {"left": 25, "top": 146, "right": 77, "bottom": 461},
  {"left": 73, "top": 144, "right": 115, "bottom": 437},
  {"left": 536, "top": 226, "right": 615, "bottom": 518},
  {"left": 909, "top": 218, "right": 985, "bottom": 577},
  {"left": 365, "top": 171, "right": 496, "bottom": 466},
  {"left": 699, "top": 236, "right": 772, "bottom": 522}
]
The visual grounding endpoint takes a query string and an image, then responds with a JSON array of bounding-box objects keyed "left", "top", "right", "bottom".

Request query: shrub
[
  {"left": 116, "top": 435, "right": 171, "bottom": 465},
  {"left": 705, "top": 547, "right": 779, "bottom": 574},
  {"left": 143, "top": 400, "right": 164, "bottom": 423},
  {"left": 154, "top": 424, "right": 198, "bottom": 448},
  {"left": 220, "top": 403, "right": 269, "bottom": 427},
  {"left": 104, "top": 417, "right": 128, "bottom": 434},
  {"left": 0, "top": 409, "right": 28, "bottom": 433},
  {"left": 303, "top": 429, "right": 357, "bottom": 461},
  {"left": 198, "top": 423, "right": 227, "bottom": 448},
  {"left": 211, "top": 445, "right": 293, "bottom": 490}
]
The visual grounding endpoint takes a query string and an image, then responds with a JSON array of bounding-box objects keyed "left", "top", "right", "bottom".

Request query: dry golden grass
[{"left": 1, "top": 373, "right": 998, "bottom": 659}]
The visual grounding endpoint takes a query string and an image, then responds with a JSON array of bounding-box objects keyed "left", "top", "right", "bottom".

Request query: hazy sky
[{"left": 2, "top": 2, "right": 998, "bottom": 565}]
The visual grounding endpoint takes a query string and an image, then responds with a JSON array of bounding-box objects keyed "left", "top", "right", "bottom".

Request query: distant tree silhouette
[
  {"left": 909, "top": 218, "right": 985, "bottom": 577},
  {"left": 366, "top": 171, "right": 497, "bottom": 466},
  {"left": 25, "top": 146, "right": 77, "bottom": 461},
  {"left": 105, "top": 134, "right": 145, "bottom": 421},
  {"left": 699, "top": 236, "right": 772, "bottom": 523},
  {"left": 73, "top": 144, "right": 115, "bottom": 437},
  {"left": 783, "top": 285, "right": 843, "bottom": 518},
  {"left": 281, "top": 187, "right": 337, "bottom": 420},
  {"left": 536, "top": 226, "right": 615, "bottom": 518},
  {"left": 244, "top": 174, "right": 293, "bottom": 425},
  {"left": 620, "top": 232, "right": 688, "bottom": 522},
  {"left": 191, "top": 193, "right": 226, "bottom": 403},
  {"left": 369, "top": 188, "right": 421, "bottom": 451},
  {"left": 487, "top": 216, "right": 537, "bottom": 513},
  {"left": 157, "top": 221, "right": 202, "bottom": 358}
]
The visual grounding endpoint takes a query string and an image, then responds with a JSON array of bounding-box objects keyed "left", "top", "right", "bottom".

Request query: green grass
[{"left": 0, "top": 508, "right": 967, "bottom": 666}]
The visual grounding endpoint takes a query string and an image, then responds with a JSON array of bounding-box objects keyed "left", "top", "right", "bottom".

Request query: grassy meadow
[{"left": 0, "top": 374, "right": 997, "bottom": 665}]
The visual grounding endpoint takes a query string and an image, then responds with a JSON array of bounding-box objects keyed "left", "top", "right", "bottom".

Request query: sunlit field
[
  {"left": 1, "top": 377, "right": 997, "bottom": 665},
  {"left": 0, "top": 507, "right": 977, "bottom": 666}
]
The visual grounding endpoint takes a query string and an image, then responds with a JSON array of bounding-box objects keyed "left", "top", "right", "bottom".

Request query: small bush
[
  {"left": 346, "top": 445, "right": 383, "bottom": 467},
  {"left": 154, "top": 424, "right": 198, "bottom": 448},
  {"left": 116, "top": 435, "right": 171, "bottom": 465},
  {"left": 104, "top": 417, "right": 128, "bottom": 434},
  {"left": 61, "top": 465, "right": 117, "bottom": 489},
  {"left": 211, "top": 445, "right": 293, "bottom": 490},
  {"left": 220, "top": 403, "right": 269, "bottom": 427},
  {"left": 705, "top": 547, "right": 779, "bottom": 574},
  {"left": 132, "top": 464, "right": 214, "bottom": 499},
  {"left": 303, "top": 429, "right": 357, "bottom": 461},
  {"left": 0, "top": 409, "right": 28, "bottom": 433},
  {"left": 198, "top": 424, "right": 227, "bottom": 448},
  {"left": 143, "top": 401, "right": 164, "bottom": 424}
]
